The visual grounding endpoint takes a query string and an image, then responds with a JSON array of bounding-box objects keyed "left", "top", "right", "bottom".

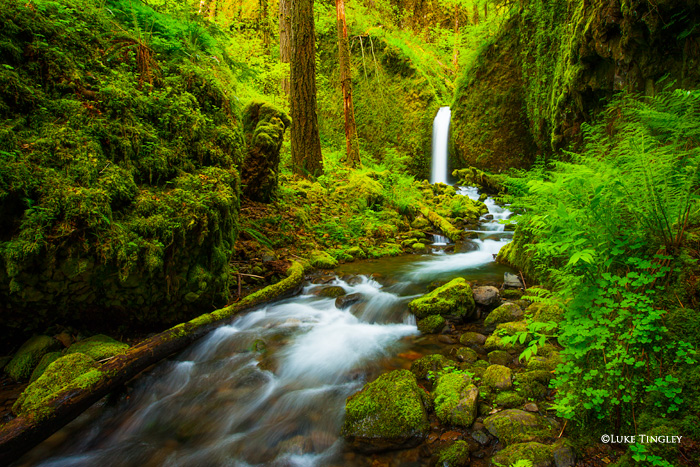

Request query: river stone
[
  {"left": 317, "top": 286, "right": 346, "bottom": 298},
  {"left": 5, "top": 335, "right": 62, "bottom": 381},
  {"left": 417, "top": 315, "right": 446, "bottom": 334},
  {"left": 472, "top": 286, "right": 501, "bottom": 308},
  {"left": 482, "top": 364, "right": 513, "bottom": 390},
  {"left": 488, "top": 350, "right": 511, "bottom": 366},
  {"left": 491, "top": 441, "right": 555, "bottom": 467},
  {"left": 433, "top": 373, "right": 479, "bottom": 427},
  {"left": 483, "top": 409, "right": 558, "bottom": 445},
  {"left": 455, "top": 347, "right": 478, "bottom": 363},
  {"left": 483, "top": 302, "right": 524, "bottom": 332},
  {"left": 410, "top": 354, "right": 453, "bottom": 380},
  {"left": 407, "top": 278, "right": 476, "bottom": 321},
  {"left": 436, "top": 440, "right": 470, "bottom": 467},
  {"left": 503, "top": 272, "right": 523, "bottom": 288},
  {"left": 335, "top": 292, "right": 362, "bottom": 309},
  {"left": 341, "top": 369, "right": 430, "bottom": 453},
  {"left": 459, "top": 332, "right": 487, "bottom": 346}
]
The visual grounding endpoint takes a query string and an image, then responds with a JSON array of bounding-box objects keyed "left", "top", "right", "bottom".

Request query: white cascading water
[{"left": 430, "top": 106, "right": 451, "bottom": 184}]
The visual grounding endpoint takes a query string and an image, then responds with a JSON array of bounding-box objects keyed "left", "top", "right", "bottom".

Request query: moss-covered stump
[
  {"left": 491, "top": 441, "right": 555, "bottom": 467},
  {"left": 12, "top": 353, "right": 102, "bottom": 416},
  {"left": 5, "top": 336, "right": 62, "bottom": 381},
  {"left": 408, "top": 278, "right": 476, "bottom": 321},
  {"left": 483, "top": 409, "right": 558, "bottom": 446},
  {"left": 433, "top": 373, "right": 479, "bottom": 427},
  {"left": 482, "top": 364, "right": 513, "bottom": 391},
  {"left": 65, "top": 335, "right": 129, "bottom": 361},
  {"left": 341, "top": 370, "right": 430, "bottom": 453},
  {"left": 483, "top": 302, "right": 524, "bottom": 332},
  {"left": 410, "top": 354, "right": 453, "bottom": 381},
  {"left": 417, "top": 315, "right": 446, "bottom": 334},
  {"left": 436, "top": 440, "right": 471, "bottom": 466},
  {"left": 29, "top": 352, "right": 62, "bottom": 383},
  {"left": 309, "top": 251, "right": 339, "bottom": 269},
  {"left": 240, "top": 101, "right": 290, "bottom": 203}
]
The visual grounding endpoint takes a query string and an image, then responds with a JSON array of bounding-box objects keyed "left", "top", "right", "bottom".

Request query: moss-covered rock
[
  {"left": 317, "top": 286, "right": 346, "bottom": 298},
  {"left": 455, "top": 347, "right": 478, "bottom": 363},
  {"left": 483, "top": 409, "right": 558, "bottom": 446},
  {"left": 526, "top": 352, "right": 561, "bottom": 372},
  {"left": 436, "top": 440, "right": 471, "bottom": 467},
  {"left": 433, "top": 373, "right": 479, "bottom": 427},
  {"left": 482, "top": 364, "right": 513, "bottom": 391},
  {"left": 346, "top": 246, "right": 367, "bottom": 259},
  {"left": 410, "top": 217, "right": 430, "bottom": 230},
  {"left": 514, "top": 370, "right": 552, "bottom": 399},
  {"left": 488, "top": 350, "right": 511, "bottom": 366},
  {"left": 5, "top": 335, "right": 61, "bottom": 381},
  {"left": 459, "top": 331, "right": 487, "bottom": 346},
  {"left": 408, "top": 278, "right": 476, "bottom": 320},
  {"left": 494, "top": 391, "right": 526, "bottom": 408},
  {"left": 491, "top": 441, "right": 555, "bottom": 467},
  {"left": 13, "top": 353, "right": 103, "bottom": 416},
  {"left": 484, "top": 302, "right": 524, "bottom": 332},
  {"left": 29, "top": 351, "right": 62, "bottom": 383},
  {"left": 411, "top": 354, "right": 453, "bottom": 380},
  {"left": 527, "top": 301, "right": 564, "bottom": 324},
  {"left": 412, "top": 242, "right": 426, "bottom": 251},
  {"left": 501, "top": 289, "right": 523, "bottom": 300},
  {"left": 309, "top": 251, "right": 339, "bottom": 269},
  {"left": 341, "top": 369, "right": 430, "bottom": 453},
  {"left": 65, "top": 334, "right": 129, "bottom": 361},
  {"left": 417, "top": 315, "right": 446, "bottom": 334}
]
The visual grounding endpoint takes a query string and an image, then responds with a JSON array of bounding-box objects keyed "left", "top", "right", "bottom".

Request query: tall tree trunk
[
  {"left": 452, "top": 5, "right": 459, "bottom": 75},
  {"left": 484, "top": 2, "right": 488, "bottom": 19},
  {"left": 473, "top": 3, "right": 480, "bottom": 25},
  {"left": 336, "top": 0, "right": 361, "bottom": 168},
  {"left": 279, "top": 0, "right": 291, "bottom": 95},
  {"left": 291, "top": 0, "right": 323, "bottom": 177}
]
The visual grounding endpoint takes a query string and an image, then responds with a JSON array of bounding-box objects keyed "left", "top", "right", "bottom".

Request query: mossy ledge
[{"left": 0, "top": 260, "right": 309, "bottom": 464}]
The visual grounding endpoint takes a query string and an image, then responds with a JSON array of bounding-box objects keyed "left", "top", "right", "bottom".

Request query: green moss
[
  {"left": 419, "top": 205, "right": 465, "bottom": 242},
  {"left": 309, "top": 250, "right": 339, "bottom": 269},
  {"left": 5, "top": 335, "right": 61, "bottom": 381},
  {"left": 501, "top": 289, "right": 524, "bottom": 300},
  {"left": 346, "top": 246, "right": 367, "bottom": 259},
  {"left": 491, "top": 441, "right": 554, "bottom": 467},
  {"left": 495, "top": 391, "right": 526, "bottom": 408},
  {"left": 437, "top": 440, "right": 471, "bottom": 466},
  {"left": 488, "top": 350, "right": 511, "bottom": 366},
  {"left": 341, "top": 369, "right": 429, "bottom": 441},
  {"left": 417, "top": 315, "right": 446, "bottom": 334},
  {"left": 317, "top": 286, "right": 346, "bottom": 298},
  {"left": 482, "top": 364, "right": 513, "bottom": 391},
  {"left": 484, "top": 303, "right": 524, "bottom": 331},
  {"left": 66, "top": 334, "right": 129, "bottom": 361},
  {"left": 408, "top": 278, "right": 476, "bottom": 320},
  {"left": 411, "top": 354, "right": 453, "bottom": 380},
  {"left": 433, "top": 373, "right": 479, "bottom": 427},
  {"left": 526, "top": 302, "right": 564, "bottom": 324},
  {"left": 411, "top": 217, "right": 430, "bottom": 229},
  {"left": 483, "top": 409, "right": 558, "bottom": 445},
  {"left": 13, "top": 353, "right": 102, "bottom": 416},
  {"left": 411, "top": 242, "right": 426, "bottom": 251},
  {"left": 456, "top": 347, "right": 478, "bottom": 363},
  {"left": 514, "top": 371, "right": 552, "bottom": 399},
  {"left": 29, "top": 351, "right": 62, "bottom": 383}
]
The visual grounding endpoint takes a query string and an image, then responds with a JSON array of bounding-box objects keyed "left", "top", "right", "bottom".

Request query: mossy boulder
[
  {"left": 526, "top": 352, "right": 561, "bottom": 372},
  {"left": 29, "top": 351, "right": 62, "bottom": 383},
  {"left": 527, "top": 302, "right": 565, "bottom": 324},
  {"left": 433, "top": 373, "right": 479, "bottom": 427},
  {"left": 411, "top": 242, "right": 426, "bottom": 251},
  {"left": 482, "top": 364, "right": 513, "bottom": 391},
  {"left": 494, "top": 391, "right": 526, "bottom": 408},
  {"left": 514, "top": 370, "right": 552, "bottom": 399},
  {"left": 317, "top": 286, "right": 346, "bottom": 298},
  {"left": 455, "top": 347, "right": 478, "bottom": 363},
  {"left": 459, "top": 331, "right": 487, "bottom": 346},
  {"left": 346, "top": 246, "right": 367, "bottom": 259},
  {"left": 408, "top": 278, "right": 476, "bottom": 320},
  {"left": 483, "top": 409, "right": 558, "bottom": 445},
  {"left": 13, "top": 353, "right": 103, "bottom": 416},
  {"left": 341, "top": 369, "right": 430, "bottom": 453},
  {"left": 491, "top": 441, "right": 555, "bottom": 467},
  {"left": 411, "top": 217, "right": 430, "bottom": 229},
  {"left": 411, "top": 354, "right": 453, "bottom": 380},
  {"left": 484, "top": 302, "right": 524, "bottom": 332},
  {"left": 417, "top": 315, "right": 446, "bottom": 334},
  {"left": 488, "top": 350, "right": 511, "bottom": 366},
  {"left": 5, "top": 335, "right": 62, "bottom": 381},
  {"left": 501, "top": 289, "right": 523, "bottom": 300},
  {"left": 65, "top": 334, "right": 129, "bottom": 361},
  {"left": 309, "top": 251, "right": 339, "bottom": 269},
  {"left": 436, "top": 440, "right": 471, "bottom": 467}
]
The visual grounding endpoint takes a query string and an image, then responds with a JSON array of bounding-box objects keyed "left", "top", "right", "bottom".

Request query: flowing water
[
  {"left": 18, "top": 187, "right": 515, "bottom": 467},
  {"left": 430, "top": 107, "right": 451, "bottom": 185}
]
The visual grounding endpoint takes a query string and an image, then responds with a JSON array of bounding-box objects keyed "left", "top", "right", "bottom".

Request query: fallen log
[
  {"left": 419, "top": 205, "right": 465, "bottom": 242},
  {"left": 0, "top": 260, "right": 309, "bottom": 464}
]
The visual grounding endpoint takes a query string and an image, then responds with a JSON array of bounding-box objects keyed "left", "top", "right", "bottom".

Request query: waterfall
[{"left": 430, "top": 106, "right": 451, "bottom": 184}]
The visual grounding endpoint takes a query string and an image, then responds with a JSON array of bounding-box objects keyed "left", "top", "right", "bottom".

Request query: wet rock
[
  {"left": 440, "top": 431, "right": 463, "bottom": 442},
  {"left": 472, "top": 286, "right": 501, "bottom": 308},
  {"left": 342, "top": 370, "right": 430, "bottom": 453},
  {"left": 310, "top": 430, "right": 336, "bottom": 451},
  {"left": 335, "top": 292, "right": 362, "bottom": 309},
  {"left": 482, "top": 364, "right": 513, "bottom": 390},
  {"left": 455, "top": 347, "right": 478, "bottom": 363},
  {"left": 491, "top": 441, "right": 555, "bottom": 467},
  {"left": 488, "top": 350, "right": 511, "bottom": 366},
  {"left": 436, "top": 440, "right": 470, "bottom": 467},
  {"left": 459, "top": 332, "right": 487, "bottom": 346},
  {"left": 438, "top": 335, "right": 457, "bottom": 344},
  {"left": 433, "top": 373, "right": 479, "bottom": 427},
  {"left": 312, "top": 275, "right": 336, "bottom": 284},
  {"left": 483, "top": 214, "right": 494, "bottom": 220},
  {"left": 483, "top": 302, "right": 524, "bottom": 332},
  {"left": 277, "top": 435, "right": 313, "bottom": 455},
  {"left": 472, "top": 429, "right": 491, "bottom": 445},
  {"left": 552, "top": 439, "right": 576, "bottom": 467},
  {"left": 503, "top": 272, "right": 523, "bottom": 288},
  {"left": 408, "top": 278, "right": 476, "bottom": 321},
  {"left": 318, "top": 286, "right": 346, "bottom": 298},
  {"left": 417, "top": 315, "right": 446, "bottom": 334},
  {"left": 524, "top": 402, "right": 539, "bottom": 412},
  {"left": 5, "top": 335, "right": 62, "bottom": 381},
  {"left": 410, "top": 354, "right": 453, "bottom": 381},
  {"left": 309, "top": 251, "right": 339, "bottom": 269},
  {"left": 483, "top": 409, "right": 559, "bottom": 445}
]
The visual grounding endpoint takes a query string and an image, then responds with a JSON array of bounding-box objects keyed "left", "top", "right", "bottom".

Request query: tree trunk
[
  {"left": 0, "top": 262, "right": 308, "bottom": 464},
  {"left": 290, "top": 0, "right": 323, "bottom": 177},
  {"left": 279, "top": 0, "right": 291, "bottom": 95},
  {"left": 336, "top": 0, "right": 361, "bottom": 168},
  {"left": 452, "top": 5, "right": 459, "bottom": 75}
]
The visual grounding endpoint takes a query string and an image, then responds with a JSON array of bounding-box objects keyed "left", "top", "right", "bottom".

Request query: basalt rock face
[{"left": 451, "top": 0, "right": 700, "bottom": 171}]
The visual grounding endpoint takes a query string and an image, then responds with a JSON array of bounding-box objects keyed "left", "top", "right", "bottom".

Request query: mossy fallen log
[
  {"left": 0, "top": 260, "right": 309, "bottom": 464},
  {"left": 419, "top": 205, "right": 465, "bottom": 242}
]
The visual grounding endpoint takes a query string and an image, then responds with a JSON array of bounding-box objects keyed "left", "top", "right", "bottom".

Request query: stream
[{"left": 16, "top": 186, "right": 515, "bottom": 467}]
